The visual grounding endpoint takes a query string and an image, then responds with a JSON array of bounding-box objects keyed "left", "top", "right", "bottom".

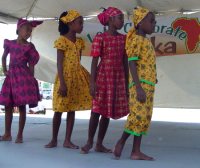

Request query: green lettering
[
  {"left": 179, "top": 32, "right": 187, "bottom": 40},
  {"left": 154, "top": 25, "right": 160, "bottom": 33},
  {"left": 174, "top": 27, "right": 181, "bottom": 36},
  {"left": 166, "top": 27, "right": 174, "bottom": 35},
  {"left": 124, "top": 22, "right": 132, "bottom": 33},
  {"left": 86, "top": 34, "right": 93, "bottom": 43},
  {"left": 161, "top": 25, "right": 167, "bottom": 33}
]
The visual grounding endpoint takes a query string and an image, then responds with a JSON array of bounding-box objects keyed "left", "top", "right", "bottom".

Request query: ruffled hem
[{"left": 124, "top": 129, "right": 147, "bottom": 136}]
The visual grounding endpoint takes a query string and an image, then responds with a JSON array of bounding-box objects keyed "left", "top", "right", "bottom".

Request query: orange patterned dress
[
  {"left": 53, "top": 36, "right": 92, "bottom": 112},
  {"left": 125, "top": 34, "right": 157, "bottom": 136}
]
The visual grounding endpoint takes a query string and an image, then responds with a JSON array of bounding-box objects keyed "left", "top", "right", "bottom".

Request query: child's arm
[
  {"left": 90, "top": 57, "right": 99, "bottom": 98},
  {"left": 29, "top": 65, "right": 34, "bottom": 76},
  {"left": 57, "top": 49, "right": 67, "bottom": 97},
  {"left": 2, "top": 48, "right": 9, "bottom": 76},
  {"left": 80, "top": 51, "right": 82, "bottom": 61},
  {"left": 129, "top": 61, "right": 146, "bottom": 103},
  {"left": 123, "top": 53, "right": 129, "bottom": 97},
  {"left": 28, "top": 43, "right": 40, "bottom": 76},
  {"left": 80, "top": 38, "right": 85, "bottom": 61}
]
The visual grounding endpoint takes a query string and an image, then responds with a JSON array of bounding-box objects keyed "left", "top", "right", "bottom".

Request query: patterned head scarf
[
  {"left": 17, "top": 18, "right": 43, "bottom": 30},
  {"left": 60, "top": 10, "right": 81, "bottom": 24},
  {"left": 133, "top": 6, "right": 149, "bottom": 28},
  {"left": 127, "top": 6, "right": 150, "bottom": 40},
  {"left": 97, "top": 7, "right": 123, "bottom": 26}
]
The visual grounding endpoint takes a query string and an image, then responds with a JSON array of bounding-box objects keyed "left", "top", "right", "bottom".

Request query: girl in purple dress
[{"left": 0, "top": 18, "right": 42, "bottom": 143}]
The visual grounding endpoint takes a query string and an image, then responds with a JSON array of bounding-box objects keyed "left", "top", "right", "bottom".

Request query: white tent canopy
[
  {"left": 0, "top": 0, "right": 200, "bottom": 108},
  {"left": 1, "top": 0, "right": 200, "bottom": 23}
]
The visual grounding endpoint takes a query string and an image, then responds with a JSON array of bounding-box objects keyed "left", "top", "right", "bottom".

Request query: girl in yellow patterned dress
[
  {"left": 113, "top": 7, "right": 157, "bottom": 160},
  {"left": 45, "top": 10, "right": 91, "bottom": 149}
]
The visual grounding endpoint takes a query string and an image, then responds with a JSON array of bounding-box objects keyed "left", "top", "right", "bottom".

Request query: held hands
[
  {"left": 156, "top": 79, "right": 158, "bottom": 84},
  {"left": 3, "top": 69, "right": 8, "bottom": 76},
  {"left": 136, "top": 86, "right": 146, "bottom": 103},
  {"left": 58, "top": 82, "right": 67, "bottom": 97},
  {"left": 3, "top": 71, "right": 8, "bottom": 76}
]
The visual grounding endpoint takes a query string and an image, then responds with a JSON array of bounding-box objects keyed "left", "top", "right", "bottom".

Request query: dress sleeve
[
  {"left": 3, "top": 39, "right": 10, "bottom": 52},
  {"left": 28, "top": 43, "right": 40, "bottom": 66},
  {"left": 54, "top": 36, "right": 67, "bottom": 51},
  {"left": 90, "top": 34, "right": 103, "bottom": 57},
  {"left": 125, "top": 34, "right": 142, "bottom": 62}
]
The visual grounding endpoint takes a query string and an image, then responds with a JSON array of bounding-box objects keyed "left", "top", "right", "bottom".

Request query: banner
[{"left": 82, "top": 14, "right": 200, "bottom": 56}]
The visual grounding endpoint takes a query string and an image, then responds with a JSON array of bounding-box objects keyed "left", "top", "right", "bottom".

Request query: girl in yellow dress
[
  {"left": 45, "top": 10, "right": 91, "bottom": 149},
  {"left": 113, "top": 6, "right": 157, "bottom": 160}
]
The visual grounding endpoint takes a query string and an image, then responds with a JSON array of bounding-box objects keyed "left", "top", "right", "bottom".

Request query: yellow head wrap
[
  {"left": 127, "top": 6, "right": 150, "bottom": 40},
  {"left": 133, "top": 6, "right": 149, "bottom": 28},
  {"left": 60, "top": 10, "right": 81, "bottom": 24}
]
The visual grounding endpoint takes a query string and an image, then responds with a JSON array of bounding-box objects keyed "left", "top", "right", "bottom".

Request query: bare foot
[
  {"left": 0, "top": 135, "right": 12, "bottom": 141},
  {"left": 80, "top": 143, "right": 93, "bottom": 154},
  {"left": 63, "top": 141, "right": 79, "bottom": 149},
  {"left": 95, "top": 144, "right": 112, "bottom": 153},
  {"left": 15, "top": 137, "right": 23, "bottom": 143},
  {"left": 113, "top": 141, "right": 125, "bottom": 160},
  {"left": 44, "top": 140, "right": 57, "bottom": 148},
  {"left": 131, "top": 152, "right": 155, "bottom": 161}
]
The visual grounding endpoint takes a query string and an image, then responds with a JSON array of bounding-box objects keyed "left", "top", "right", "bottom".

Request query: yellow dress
[
  {"left": 53, "top": 36, "right": 92, "bottom": 112},
  {"left": 124, "top": 34, "right": 157, "bottom": 136}
]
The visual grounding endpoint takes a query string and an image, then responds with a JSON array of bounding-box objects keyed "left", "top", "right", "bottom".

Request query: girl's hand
[
  {"left": 90, "top": 83, "right": 97, "bottom": 98},
  {"left": 29, "top": 65, "right": 34, "bottom": 76},
  {"left": 156, "top": 79, "right": 158, "bottom": 84},
  {"left": 58, "top": 83, "right": 67, "bottom": 97},
  {"left": 136, "top": 87, "right": 146, "bottom": 103},
  {"left": 3, "top": 70, "right": 8, "bottom": 76}
]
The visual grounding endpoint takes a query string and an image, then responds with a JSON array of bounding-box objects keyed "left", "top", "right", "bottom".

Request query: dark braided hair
[
  {"left": 100, "top": 7, "right": 107, "bottom": 12},
  {"left": 58, "top": 11, "right": 69, "bottom": 35}
]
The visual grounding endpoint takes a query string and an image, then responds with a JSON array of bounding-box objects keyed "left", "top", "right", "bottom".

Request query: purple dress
[{"left": 0, "top": 39, "right": 40, "bottom": 108}]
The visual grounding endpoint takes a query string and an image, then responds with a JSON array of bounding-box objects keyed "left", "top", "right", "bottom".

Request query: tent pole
[{"left": 26, "top": 0, "right": 38, "bottom": 18}]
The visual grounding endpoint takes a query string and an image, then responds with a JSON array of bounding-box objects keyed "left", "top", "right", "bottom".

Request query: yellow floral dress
[
  {"left": 125, "top": 34, "right": 157, "bottom": 136},
  {"left": 53, "top": 36, "right": 92, "bottom": 112}
]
